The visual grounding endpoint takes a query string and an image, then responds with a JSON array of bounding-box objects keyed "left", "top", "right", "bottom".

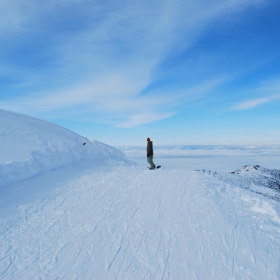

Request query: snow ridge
[
  {"left": 199, "top": 164, "right": 280, "bottom": 201},
  {"left": 0, "top": 109, "right": 135, "bottom": 187}
]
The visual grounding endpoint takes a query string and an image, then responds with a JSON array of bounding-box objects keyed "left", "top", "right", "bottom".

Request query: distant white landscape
[{"left": 119, "top": 144, "right": 280, "bottom": 172}]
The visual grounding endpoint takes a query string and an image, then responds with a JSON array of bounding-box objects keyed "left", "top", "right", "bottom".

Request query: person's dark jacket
[{"left": 147, "top": 141, "right": 153, "bottom": 156}]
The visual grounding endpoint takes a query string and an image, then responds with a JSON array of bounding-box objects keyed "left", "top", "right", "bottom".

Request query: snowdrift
[{"left": 0, "top": 109, "right": 134, "bottom": 187}]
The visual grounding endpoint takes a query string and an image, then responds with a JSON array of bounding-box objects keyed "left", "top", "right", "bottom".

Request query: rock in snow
[{"left": 0, "top": 109, "right": 135, "bottom": 187}]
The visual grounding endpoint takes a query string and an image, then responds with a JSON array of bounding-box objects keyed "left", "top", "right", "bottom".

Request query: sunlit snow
[{"left": 0, "top": 109, "right": 279, "bottom": 279}]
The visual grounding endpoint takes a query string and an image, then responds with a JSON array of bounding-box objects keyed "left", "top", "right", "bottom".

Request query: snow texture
[
  {"left": 0, "top": 109, "right": 134, "bottom": 188},
  {"left": 0, "top": 109, "right": 280, "bottom": 279},
  {"left": 200, "top": 165, "right": 280, "bottom": 201}
]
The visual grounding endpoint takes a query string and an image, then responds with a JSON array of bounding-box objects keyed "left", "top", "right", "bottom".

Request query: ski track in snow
[{"left": 0, "top": 166, "right": 280, "bottom": 279}]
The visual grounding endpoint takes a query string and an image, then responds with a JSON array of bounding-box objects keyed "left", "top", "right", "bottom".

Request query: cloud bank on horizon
[
  {"left": 0, "top": 0, "right": 280, "bottom": 144},
  {"left": 118, "top": 142, "right": 280, "bottom": 171}
]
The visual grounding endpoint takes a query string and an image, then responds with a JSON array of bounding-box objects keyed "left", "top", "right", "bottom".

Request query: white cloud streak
[
  {"left": 0, "top": 0, "right": 270, "bottom": 126},
  {"left": 231, "top": 98, "right": 271, "bottom": 110},
  {"left": 230, "top": 79, "right": 280, "bottom": 111},
  {"left": 116, "top": 112, "right": 175, "bottom": 128}
]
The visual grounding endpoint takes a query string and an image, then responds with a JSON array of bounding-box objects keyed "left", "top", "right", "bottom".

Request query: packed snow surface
[
  {"left": 0, "top": 109, "right": 132, "bottom": 187},
  {"left": 1, "top": 164, "right": 280, "bottom": 279},
  {"left": 0, "top": 109, "right": 280, "bottom": 279}
]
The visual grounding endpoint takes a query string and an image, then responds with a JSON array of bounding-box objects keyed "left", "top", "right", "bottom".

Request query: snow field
[{"left": 1, "top": 165, "right": 279, "bottom": 279}]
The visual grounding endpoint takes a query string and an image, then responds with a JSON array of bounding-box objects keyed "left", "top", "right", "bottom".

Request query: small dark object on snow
[{"left": 83, "top": 142, "right": 86, "bottom": 145}]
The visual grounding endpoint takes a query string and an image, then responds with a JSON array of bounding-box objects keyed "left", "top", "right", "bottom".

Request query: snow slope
[
  {"left": 0, "top": 109, "right": 134, "bottom": 187},
  {"left": 0, "top": 110, "right": 280, "bottom": 279},
  {"left": 0, "top": 164, "right": 280, "bottom": 279}
]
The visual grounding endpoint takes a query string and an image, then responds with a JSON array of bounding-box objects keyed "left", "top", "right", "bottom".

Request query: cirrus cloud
[{"left": 0, "top": 0, "right": 271, "bottom": 127}]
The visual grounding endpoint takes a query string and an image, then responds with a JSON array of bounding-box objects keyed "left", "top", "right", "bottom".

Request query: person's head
[{"left": 147, "top": 137, "right": 150, "bottom": 142}]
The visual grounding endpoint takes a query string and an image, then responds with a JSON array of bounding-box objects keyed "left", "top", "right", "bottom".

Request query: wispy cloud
[
  {"left": 0, "top": 0, "right": 270, "bottom": 126},
  {"left": 231, "top": 98, "right": 271, "bottom": 110},
  {"left": 0, "top": 75, "right": 227, "bottom": 127},
  {"left": 230, "top": 79, "right": 280, "bottom": 111},
  {"left": 116, "top": 112, "right": 175, "bottom": 128}
]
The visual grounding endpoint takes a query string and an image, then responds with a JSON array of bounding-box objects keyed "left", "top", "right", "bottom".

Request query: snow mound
[
  {"left": 200, "top": 164, "right": 280, "bottom": 201},
  {"left": 0, "top": 109, "right": 135, "bottom": 187}
]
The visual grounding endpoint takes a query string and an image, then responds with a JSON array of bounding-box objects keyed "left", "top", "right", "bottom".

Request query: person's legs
[
  {"left": 147, "top": 156, "right": 155, "bottom": 169},
  {"left": 147, "top": 156, "right": 151, "bottom": 166}
]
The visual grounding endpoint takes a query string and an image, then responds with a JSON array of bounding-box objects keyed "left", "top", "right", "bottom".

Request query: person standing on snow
[{"left": 147, "top": 138, "right": 156, "bottom": 170}]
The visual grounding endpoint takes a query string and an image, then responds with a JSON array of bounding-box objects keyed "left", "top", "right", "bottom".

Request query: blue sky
[{"left": 0, "top": 0, "right": 280, "bottom": 146}]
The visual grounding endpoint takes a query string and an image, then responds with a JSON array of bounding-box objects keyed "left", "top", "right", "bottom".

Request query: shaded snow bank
[{"left": 0, "top": 109, "right": 135, "bottom": 187}]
